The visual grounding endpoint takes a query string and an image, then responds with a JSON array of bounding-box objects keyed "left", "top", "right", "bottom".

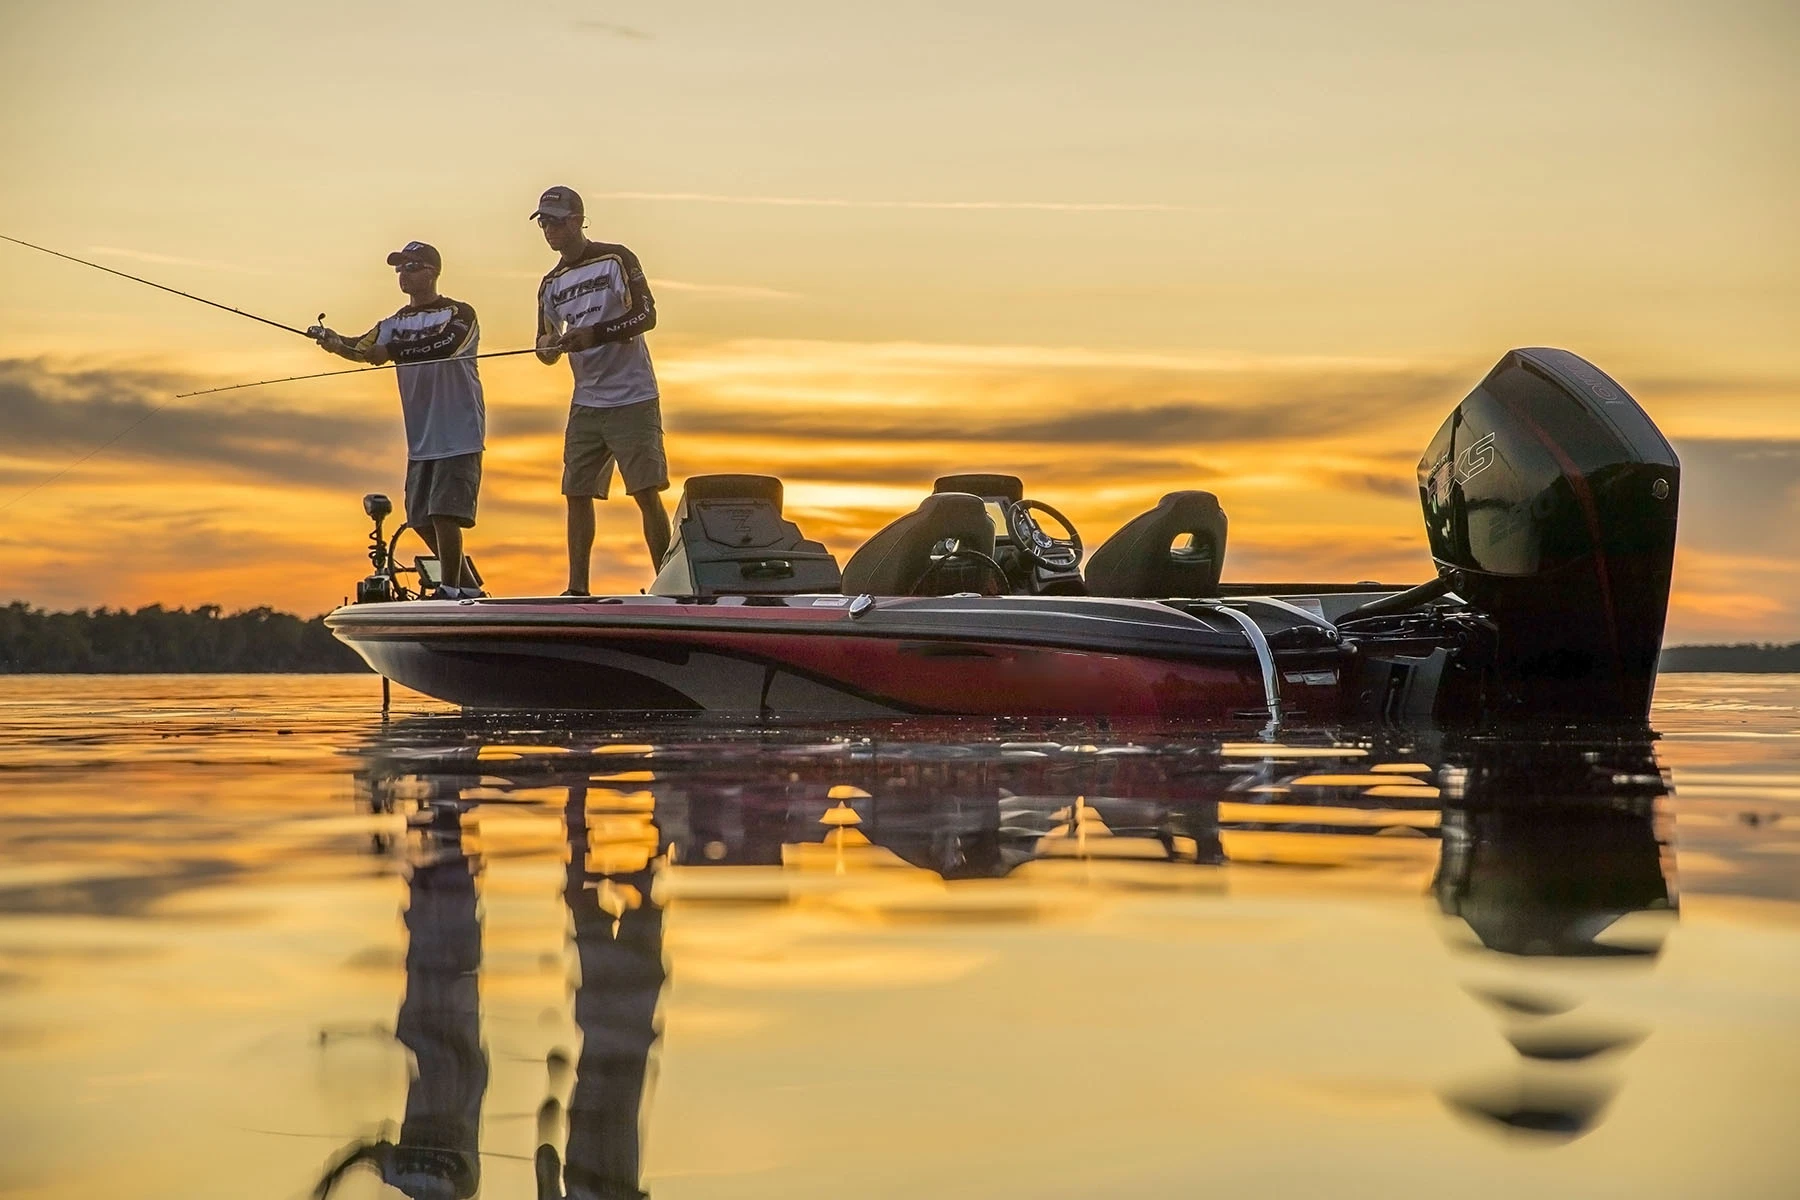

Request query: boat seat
[
  {"left": 650, "top": 474, "right": 842, "bottom": 596},
  {"left": 1085, "top": 490, "right": 1228, "bottom": 598},
  {"left": 841, "top": 492, "right": 1002, "bottom": 596}
]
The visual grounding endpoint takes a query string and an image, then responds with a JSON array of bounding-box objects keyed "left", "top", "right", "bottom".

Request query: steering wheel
[{"left": 1006, "top": 500, "right": 1083, "bottom": 571}]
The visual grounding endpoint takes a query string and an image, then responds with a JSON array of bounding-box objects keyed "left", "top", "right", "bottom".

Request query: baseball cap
[
  {"left": 385, "top": 241, "right": 442, "bottom": 270},
  {"left": 530, "top": 186, "right": 584, "bottom": 221}
]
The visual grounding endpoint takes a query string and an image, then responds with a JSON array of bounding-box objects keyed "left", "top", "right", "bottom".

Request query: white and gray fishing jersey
[
  {"left": 537, "top": 241, "right": 659, "bottom": 409},
  {"left": 348, "top": 297, "right": 486, "bottom": 461}
]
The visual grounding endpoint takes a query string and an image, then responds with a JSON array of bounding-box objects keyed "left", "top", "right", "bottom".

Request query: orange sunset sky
[{"left": 2, "top": 1, "right": 1796, "bottom": 642}]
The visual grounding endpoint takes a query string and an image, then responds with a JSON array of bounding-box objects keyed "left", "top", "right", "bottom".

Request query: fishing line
[
  {"left": 0, "top": 401, "right": 175, "bottom": 514},
  {"left": 0, "top": 233, "right": 551, "bottom": 511},
  {"left": 174, "top": 347, "right": 543, "bottom": 397},
  {"left": 0, "top": 348, "right": 543, "bottom": 513},
  {"left": 0, "top": 233, "right": 313, "bottom": 337}
]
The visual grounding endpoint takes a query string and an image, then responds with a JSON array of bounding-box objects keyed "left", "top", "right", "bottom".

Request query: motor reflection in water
[
  {"left": 322, "top": 719, "right": 1677, "bottom": 1194},
  {"left": 1434, "top": 738, "right": 1676, "bottom": 1138}
]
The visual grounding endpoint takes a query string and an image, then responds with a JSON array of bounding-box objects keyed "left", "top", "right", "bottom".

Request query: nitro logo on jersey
[{"left": 550, "top": 273, "right": 618, "bottom": 309}]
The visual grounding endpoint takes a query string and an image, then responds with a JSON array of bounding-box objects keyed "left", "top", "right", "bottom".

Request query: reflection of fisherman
[
  {"left": 531, "top": 186, "right": 671, "bottom": 592},
  {"left": 310, "top": 241, "right": 486, "bottom": 597},
  {"left": 539, "top": 781, "right": 665, "bottom": 1200},
  {"left": 316, "top": 803, "right": 489, "bottom": 1200}
]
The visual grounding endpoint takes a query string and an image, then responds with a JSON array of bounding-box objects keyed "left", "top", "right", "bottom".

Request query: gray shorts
[
  {"left": 562, "top": 398, "right": 669, "bottom": 499},
  {"left": 405, "top": 452, "right": 481, "bottom": 528}
]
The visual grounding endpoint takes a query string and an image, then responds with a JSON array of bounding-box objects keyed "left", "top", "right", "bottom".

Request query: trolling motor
[
  {"left": 353, "top": 493, "right": 484, "bottom": 603},
  {"left": 356, "top": 493, "right": 399, "bottom": 604}
]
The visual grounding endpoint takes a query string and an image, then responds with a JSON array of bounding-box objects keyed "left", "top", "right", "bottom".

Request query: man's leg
[
  {"left": 405, "top": 459, "right": 438, "bottom": 556},
  {"left": 633, "top": 488, "right": 672, "bottom": 572},
  {"left": 433, "top": 517, "right": 465, "bottom": 589},
  {"left": 566, "top": 496, "right": 596, "bottom": 595}
]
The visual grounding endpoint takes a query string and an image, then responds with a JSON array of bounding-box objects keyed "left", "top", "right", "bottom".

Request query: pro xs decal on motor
[{"left": 1423, "top": 432, "right": 1497, "bottom": 507}]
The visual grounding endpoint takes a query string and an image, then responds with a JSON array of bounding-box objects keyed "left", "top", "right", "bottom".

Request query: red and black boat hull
[{"left": 327, "top": 594, "right": 1346, "bottom": 719}]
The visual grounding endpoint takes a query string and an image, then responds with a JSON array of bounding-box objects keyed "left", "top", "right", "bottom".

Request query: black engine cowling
[{"left": 1418, "top": 348, "right": 1679, "bottom": 721}]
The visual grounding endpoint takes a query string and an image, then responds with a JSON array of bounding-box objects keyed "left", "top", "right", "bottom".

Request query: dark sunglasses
[{"left": 394, "top": 261, "right": 433, "bottom": 273}]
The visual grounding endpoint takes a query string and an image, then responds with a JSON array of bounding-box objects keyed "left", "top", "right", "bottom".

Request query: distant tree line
[
  {"left": 0, "top": 602, "right": 369, "bottom": 673},
  {"left": 1658, "top": 644, "right": 1800, "bottom": 673}
]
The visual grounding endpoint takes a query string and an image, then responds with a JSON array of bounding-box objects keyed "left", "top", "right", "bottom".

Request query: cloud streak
[
  {"left": 664, "top": 380, "right": 1459, "bottom": 446},
  {"left": 591, "top": 192, "right": 1204, "bottom": 214},
  {"left": 0, "top": 359, "right": 391, "bottom": 501},
  {"left": 658, "top": 279, "right": 801, "bottom": 301},
  {"left": 571, "top": 19, "right": 652, "bottom": 40}
]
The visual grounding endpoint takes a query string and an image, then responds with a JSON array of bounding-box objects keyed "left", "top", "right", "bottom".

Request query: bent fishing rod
[{"left": 0, "top": 233, "right": 315, "bottom": 337}]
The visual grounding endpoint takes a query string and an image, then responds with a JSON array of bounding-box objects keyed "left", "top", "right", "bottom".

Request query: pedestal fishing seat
[
  {"left": 649, "top": 474, "right": 841, "bottom": 596},
  {"left": 1085, "top": 490, "right": 1228, "bottom": 598}
]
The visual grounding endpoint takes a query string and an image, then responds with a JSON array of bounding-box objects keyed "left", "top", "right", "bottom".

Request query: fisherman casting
[
  {"left": 531, "top": 186, "right": 672, "bottom": 595},
  {"left": 310, "top": 242, "right": 487, "bottom": 599}
]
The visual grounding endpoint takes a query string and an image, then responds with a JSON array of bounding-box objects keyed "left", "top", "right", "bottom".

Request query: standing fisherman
[
  {"left": 530, "top": 186, "right": 671, "bottom": 595},
  {"left": 311, "top": 242, "right": 486, "bottom": 598}
]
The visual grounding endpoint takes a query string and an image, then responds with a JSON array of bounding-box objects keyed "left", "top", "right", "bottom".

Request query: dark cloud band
[{"left": 0, "top": 358, "right": 393, "bottom": 490}]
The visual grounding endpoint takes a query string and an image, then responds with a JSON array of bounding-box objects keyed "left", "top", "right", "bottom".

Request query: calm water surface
[{"left": 2, "top": 675, "right": 1798, "bottom": 1199}]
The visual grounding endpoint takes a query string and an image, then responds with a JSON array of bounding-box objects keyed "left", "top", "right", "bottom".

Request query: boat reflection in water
[
  {"left": 322, "top": 720, "right": 1675, "bottom": 1195},
  {"left": 1433, "top": 739, "right": 1675, "bottom": 1139}
]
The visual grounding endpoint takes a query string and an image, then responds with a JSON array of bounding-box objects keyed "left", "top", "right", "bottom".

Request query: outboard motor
[
  {"left": 649, "top": 474, "right": 842, "bottom": 597},
  {"left": 1418, "top": 348, "right": 1678, "bottom": 721}
]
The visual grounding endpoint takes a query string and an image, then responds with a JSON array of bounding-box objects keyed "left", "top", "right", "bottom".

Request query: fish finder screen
[{"left": 985, "top": 500, "right": 1011, "bottom": 539}]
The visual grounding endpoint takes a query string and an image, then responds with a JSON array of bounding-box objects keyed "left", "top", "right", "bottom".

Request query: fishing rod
[
  {"left": 0, "top": 233, "right": 555, "bottom": 510},
  {"left": 174, "top": 346, "right": 544, "bottom": 397},
  {"left": 0, "top": 233, "right": 314, "bottom": 337}
]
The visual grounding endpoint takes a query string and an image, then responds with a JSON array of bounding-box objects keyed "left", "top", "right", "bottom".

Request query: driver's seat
[
  {"left": 1085, "top": 490, "right": 1228, "bottom": 598},
  {"left": 841, "top": 492, "right": 1000, "bottom": 596}
]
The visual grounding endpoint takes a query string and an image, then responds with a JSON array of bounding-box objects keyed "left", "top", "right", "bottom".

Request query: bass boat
[{"left": 326, "top": 347, "right": 1679, "bottom": 724}]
